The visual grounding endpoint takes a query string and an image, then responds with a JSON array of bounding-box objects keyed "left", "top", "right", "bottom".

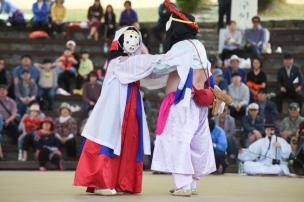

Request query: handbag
[{"left": 188, "top": 40, "right": 215, "bottom": 106}]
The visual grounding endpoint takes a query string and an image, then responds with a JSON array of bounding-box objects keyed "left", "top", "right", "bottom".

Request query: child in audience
[
  {"left": 35, "top": 59, "right": 59, "bottom": 110},
  {"left": 18, "top": 104, "right": 43, "bottom": 161},
  {"left": 76, "top": 51, "right": 94, "bottom": 90},
  {"left": 56, "top": 49, "right": 78, "bottom": 93},
  {"left": 35, "top": 117, "right": 63, "bottom": 171}
]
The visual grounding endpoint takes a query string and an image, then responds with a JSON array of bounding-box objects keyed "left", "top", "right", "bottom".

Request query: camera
[{"left": 272, "top": 159, "right": 281, "bottom": 165}]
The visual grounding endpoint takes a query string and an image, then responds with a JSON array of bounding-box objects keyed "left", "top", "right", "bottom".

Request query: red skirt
[{"left": 74, "top": 83, "right": 143, "bottom": 193}]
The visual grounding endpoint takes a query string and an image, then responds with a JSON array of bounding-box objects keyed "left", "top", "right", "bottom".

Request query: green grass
[
  {"left": 260, "top": 2, "right": 304, "bottom": 19},
  {"left": 24, "top": 8, "right": 158, "bottom": 22}
]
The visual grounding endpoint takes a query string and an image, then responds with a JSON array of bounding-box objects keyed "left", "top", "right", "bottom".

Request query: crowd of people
[
  {"left": 0, "top": 0, "right": 140, "bottom": 41},
  {"left": 0, "top": 1, "right": 303, "bottom": 176},
  {"left": 0, "top": 39, "right": 103, "bottom": 171}
]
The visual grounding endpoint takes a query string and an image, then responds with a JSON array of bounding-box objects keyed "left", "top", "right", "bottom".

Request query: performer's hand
[
  {"left": 119, "top": 56, "right": 129, "bottom": 62},
  {"left": 273, "top": 142, "right": 281, "bottom": 149}
]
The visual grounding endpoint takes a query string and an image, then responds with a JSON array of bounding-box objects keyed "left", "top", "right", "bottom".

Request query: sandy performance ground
[{"left": 0, "top": 171, "right": 303, "bottom": 202}]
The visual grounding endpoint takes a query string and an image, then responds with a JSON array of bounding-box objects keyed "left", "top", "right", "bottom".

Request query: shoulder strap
[
  {"left": 0, "top": 99, "right": 12, "bottom": 116},
  {"left": 187, "top": 40, "right": 211, "bottom": 87}
]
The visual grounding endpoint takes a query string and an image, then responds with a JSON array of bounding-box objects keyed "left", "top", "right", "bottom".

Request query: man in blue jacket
[
  {"left": 32, "top": 0, "right": 50, "bottom": 33},
  {"left": 209, "top": 118, "right": 228, "bottom": 174}
]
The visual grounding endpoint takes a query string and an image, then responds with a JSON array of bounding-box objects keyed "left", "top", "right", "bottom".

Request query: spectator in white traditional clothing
[{"left": 238, "top": 121, "right": 292, "bottom": 176}]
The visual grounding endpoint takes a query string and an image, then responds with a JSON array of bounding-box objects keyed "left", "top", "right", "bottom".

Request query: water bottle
[{"left": 238, "top": 162, "right": 245, "bottom": 175}]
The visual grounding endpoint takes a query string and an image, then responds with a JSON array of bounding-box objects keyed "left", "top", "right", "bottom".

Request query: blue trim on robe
[
  {"left": 99, "top": 146, "right": 118, "bottom": 158},
  {"left": 174, "top": 68, "right": 193, "bottom": 105},
  {"left": 205, "top": 75, "right": 215, "bottom": 88},
  {"left": 136, "top": 88, "right": 144, "bottom": 162},
  {"left": 79, "top": 138, "right": 86, "bottom": 154},
  {"left": 98, "top": 83, "right": 144, "bottom": 162}
]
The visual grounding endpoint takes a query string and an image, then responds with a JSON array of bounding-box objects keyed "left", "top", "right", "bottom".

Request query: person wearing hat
[
  {"left": 214, "top": 68, "right": 228, "bottom": 91},
  {"left": 223, "top": 55, "right": 246, "bottom": 85},
  {"left": 228, "top": 72, "right": 250, "bottom": 119},
  {"left": 280, "top": 102, "right": 304, "bottom": 141},
  {"left": 35, "top": 117, "right": 63, "bottom": 171},
  {"left": 276, "top": 53, "right": 303, "bottom": 113},
  {"left": 18, "top": 104, "right": 43, "bottom": 161},
  {"left": 244, "top": 16, "right": 266, "bottom": 58},
  {"left": 238, "top": 120, "right": 292, "bottom": 176},
  {"left": 54, "top": 102, "right": 77, "bottom": 158},
  {"left": 241, "top": 103, "right": 264, "bottom": 147}
]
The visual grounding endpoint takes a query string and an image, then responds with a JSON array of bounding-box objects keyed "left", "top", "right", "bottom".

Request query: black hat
[
  {"left": 264, "top": 119, "right": 276, "bottom": 129},
  {"left": 284, "top": 53, "right": 294, "bottom": 60},
  {"left": 231, "top": 72, "right": 241, "bottom": 78},
  {"left": 0, "top": 84, "right": 8, "bottom": 89}
]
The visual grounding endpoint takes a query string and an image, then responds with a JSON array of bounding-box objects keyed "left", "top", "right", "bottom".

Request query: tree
[{"left": 176, "top": 0, "right": 202, "bottom": 13}]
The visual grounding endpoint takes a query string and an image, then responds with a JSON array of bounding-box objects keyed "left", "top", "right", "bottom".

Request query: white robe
[
  {"left": 151, "top": 39, "right": 216, "bottom": 177},
  {"left": 238, "top": 135, "right": 292, "bottom": 176},
  {"left": 82, "top": 47, "right": 193, "bottom": 156}
]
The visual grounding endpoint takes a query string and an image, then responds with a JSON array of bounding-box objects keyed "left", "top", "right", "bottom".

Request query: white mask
[{"left": 123, "top": 30, "right": 141, "bottom": 53}]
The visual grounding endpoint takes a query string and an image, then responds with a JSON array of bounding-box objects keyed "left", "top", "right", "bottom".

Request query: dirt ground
[{"left": 0, "top": 171, "right": 303, "bottom": 202}]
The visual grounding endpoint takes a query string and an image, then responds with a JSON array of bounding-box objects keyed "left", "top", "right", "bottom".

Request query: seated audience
[
  {"left": 119, "top": 0, "right": 138, "bottom": 26},
  {"left": 224, "top": 55, "right": 246, "bottom": 85},
  {"left": 13, "top": 55, "right": 39, "bottom": 84},
  {"left": 103, "top": 5, "right": 116, "bottom": 42},
  {"left": 35, "top": 117, "right": 63, "bottom": 171},
  {"left": 280, "top": 102, "right": 304, "bottom": 141},
  {"left": 238, "top": 121, "right": 292, "bottom": 176},
  {"left": 51, "top": 0, "right": 66, "bottom": 35},
  {"left": 257, "top": 89, "right": 279, "bottom": 122},
  {"left": 276, "top": 54, "right": 303, "bottom": 113},
  {"left": 54, "top": 103, "right": 78, "bottom": 158},
  {"left": 35, "top": 59, "right": 58, "bottom": 110},
  {"left": 152, "top": 2, "right": 171, "bottom": 52},
  {"left": 241, "top": 103, "right": 264, "bottom": 147},
  {"left": 82, "top": 71, "right": 102, "bottom": 112},
  {"left": 77, "top": 51, "right": 94, "bottom": 89},
  {"left": 209, "top": 119, "right": 228, "bottom": 174},
  {"left": 18, "top": 104, "right": 42, "bottom": 161},
  {"left": 32, "top": 0, "right": 50, "bottom": 33},
  {"left": 0, "top": 85, "right": 18, "bottom": 145},
  {"left": 0, "top": 57, "right": 11, "bottom": 86},
  {"left": 14, "top": 71, "right": 38, "bottom": 116},
  {"left": 56, "top": 49, "right": 78, "bottom": 93},
  {"left": 291, "top": 121, "right": 304, "bottom": 175},
  {"left": 214, "top": 68, "right": 228, "bottom": 91},
  {"left": 214, "top": 106, "right": 238, "bottom": 161},
  {"left": 87, "top": 0, "right": 103, "bottom": 41},
  {"left": 244, "top": 16, "right": 265, "bottom": 58},
  {"left": 228, "top": 72, "right": 250, "bottom": 119},
  {"left": 0, "top": 114, "right": 3, "bottom": 160},
  {"left": 221, "top": 21, "right": 243, "bottom": 61},
  {"left": 246, "top": 57, "right": 267, "bottom": 101},
  {"left": 0, "top": 0, "right": 25, "bottom": 27},
  {"left": 66, "top": 40, "right": 80, "bottom": 69}
]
